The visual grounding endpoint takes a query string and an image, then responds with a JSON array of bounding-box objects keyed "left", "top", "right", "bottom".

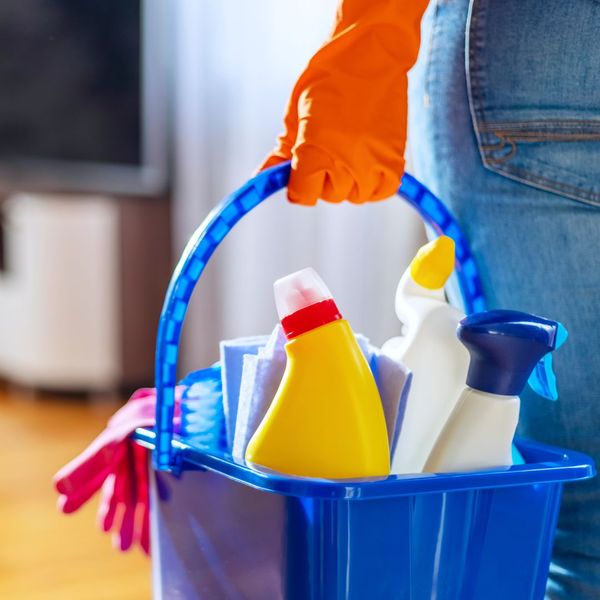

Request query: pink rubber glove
[{"left": 54, "top": 387, "right": 183, "bottom": 555}]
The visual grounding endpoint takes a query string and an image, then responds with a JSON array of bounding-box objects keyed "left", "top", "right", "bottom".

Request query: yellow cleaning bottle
[{"left": 245, "top": 268, "right": 390, "bottom": 479}]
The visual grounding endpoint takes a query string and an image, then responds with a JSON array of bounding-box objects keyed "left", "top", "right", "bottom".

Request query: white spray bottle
[
  {"left": 382, "top": 236, "right": 470, "bottom": 474},
  {"left": 424, "top": 310, "right": 563, "bottom": 473}
]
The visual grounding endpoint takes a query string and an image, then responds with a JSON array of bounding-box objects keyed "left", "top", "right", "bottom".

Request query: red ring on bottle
[{"left": 281, "top": 299, "right": 342, "bottom": 339}]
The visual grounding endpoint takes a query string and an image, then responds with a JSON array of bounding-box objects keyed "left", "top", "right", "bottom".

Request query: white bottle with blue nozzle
[
  {"left": 382, "top": 235, "right": 470, "bottom": 473},
  {"left": 424, "top": 310, "right": 564, "bottom": 473}
]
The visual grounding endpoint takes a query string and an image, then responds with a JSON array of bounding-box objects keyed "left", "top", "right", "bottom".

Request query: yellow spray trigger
[{"left": 409, "top": 236, "right": 455, "bottom": 290}]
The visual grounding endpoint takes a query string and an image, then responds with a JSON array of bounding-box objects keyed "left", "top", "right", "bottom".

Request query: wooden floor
[{"left": 0, "top": 385, "right": 151, "bottom": 599}]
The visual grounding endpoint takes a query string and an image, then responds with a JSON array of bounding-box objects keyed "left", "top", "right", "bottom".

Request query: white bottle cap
[{"left": 273, "top": 267, "right": 333, "bottom": 320}]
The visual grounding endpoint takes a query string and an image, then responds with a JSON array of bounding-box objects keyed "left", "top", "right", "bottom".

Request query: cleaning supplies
[
  {"left": 220, "top": 334, "right": 270, "bottom": 448},
  {"left": 233, "top": 326, "right": 288, "bottom": 459},
  {"left": 424, "top": 310, "right": 563, "bottom": 473},
  {"left": 54, "top": 386, "right": 185, "bottom": 554},
  {"left": 179, "top": 366, "right": 225, "bottom": 451},
  {"left": 232, "top": 325, "right": 411, "bottom": 459},
  {"left": 245, "top": 268, "right": 390, "bottom": 479},
  {"left": 369, "top": 350, "right": 412, "bottom": 454},
  {"left": 382, "top": 236, "right": 469, "bottom": 473}
]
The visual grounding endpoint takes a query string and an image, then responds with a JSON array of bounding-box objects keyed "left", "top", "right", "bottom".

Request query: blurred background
[{"left": 0, "top": 1, "right": 425, "bottom": 598}]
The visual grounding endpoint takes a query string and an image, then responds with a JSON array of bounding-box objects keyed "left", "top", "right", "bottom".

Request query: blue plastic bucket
[
  {"left": 138, "top": 163, "right": 595, "bottom": 599},
  {"left": 136, "top": 430, "right": 593, "bottom": 600}
]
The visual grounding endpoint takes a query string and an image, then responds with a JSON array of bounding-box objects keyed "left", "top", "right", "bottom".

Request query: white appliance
[{"left": 0, "top": 194, "right": 121, "bottom": 391}]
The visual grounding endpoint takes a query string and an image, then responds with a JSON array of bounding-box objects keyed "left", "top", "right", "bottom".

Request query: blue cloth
[
  {"left": 408, "top": 2, "right": 600, "bottom": 597},
  {"left": 219, "top": 335, "right": 270, "bottom": 449}
]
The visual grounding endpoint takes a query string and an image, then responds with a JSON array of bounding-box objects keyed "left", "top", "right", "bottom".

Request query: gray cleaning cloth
[
  {"left": 369, "top": 350, "right": 412, "bottom": 454},
  {"left": 232, "top": 326, "right": 287, "bottom": 459}
]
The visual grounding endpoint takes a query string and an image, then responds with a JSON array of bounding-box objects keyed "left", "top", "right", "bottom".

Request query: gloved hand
[
  {"left": 260, "top": 0, "right": 429, "bottom": 205},
  {"left": 53, "top": 387, "right": 183, "bottom": 555}
]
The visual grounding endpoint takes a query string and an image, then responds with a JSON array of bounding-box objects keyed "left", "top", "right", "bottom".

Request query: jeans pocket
[{"left": 466, "top": 0, "right": 600, "bottom": 207}]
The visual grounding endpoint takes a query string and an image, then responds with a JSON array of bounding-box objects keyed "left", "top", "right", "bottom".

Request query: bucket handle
[{"left": 153, "top": 162, "right": 485, "bottom": 471}]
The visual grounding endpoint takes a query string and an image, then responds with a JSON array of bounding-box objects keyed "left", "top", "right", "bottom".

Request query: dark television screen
[{"left": 0, "top": 0, "right": 141, "bottom": 167}]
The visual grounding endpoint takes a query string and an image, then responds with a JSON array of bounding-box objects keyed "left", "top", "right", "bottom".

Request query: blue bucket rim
[{"left": 136, "top": 429, "right": 595, "bottom": 500}]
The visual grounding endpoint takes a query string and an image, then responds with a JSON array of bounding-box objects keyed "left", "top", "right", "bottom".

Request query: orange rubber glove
[{"left": 260, "top": 0, "right": 429, "bottom": 205}]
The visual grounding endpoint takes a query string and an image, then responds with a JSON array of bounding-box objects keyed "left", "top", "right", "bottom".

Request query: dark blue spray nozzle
[{"left": 458, "top": 310, "right": 564, "bottom": 397}]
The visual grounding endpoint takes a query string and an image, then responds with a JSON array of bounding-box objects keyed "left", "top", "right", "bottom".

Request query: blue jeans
[{"left": 408, "top": 1, "right": 600, "bottom": 598}]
